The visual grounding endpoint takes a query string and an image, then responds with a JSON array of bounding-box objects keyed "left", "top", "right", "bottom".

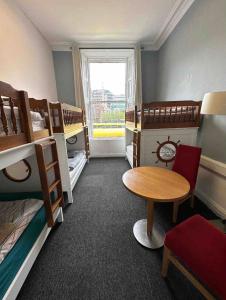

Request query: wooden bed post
[{"left": 19, "top": 91, "right": 34, "bottom": 142}]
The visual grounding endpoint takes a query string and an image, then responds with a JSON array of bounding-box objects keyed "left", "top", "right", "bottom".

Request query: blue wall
[
  {"left": 141, "top": 51, "right": 158, "bottom": 102},
  {"left": 52, "top": 51, "right": 75, "bottom": 105},
  {"left": 157, "top": 0, "right": 226, "bottom": 163}
]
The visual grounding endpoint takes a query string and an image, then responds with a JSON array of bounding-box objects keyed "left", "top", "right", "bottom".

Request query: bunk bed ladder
[
  {"left": 35, "top": 139, "right": 64, "bottom": 227},
  {"left": 133, "top": 130, "right": 141, "bottom": 168},
  {"left": 84, "top": 125, "right": 90, "bottom": 159}
]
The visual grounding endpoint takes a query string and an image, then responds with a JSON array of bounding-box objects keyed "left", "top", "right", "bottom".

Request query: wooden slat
[
  {"left": 9, "top": 98, "right": 18, "bottom": 134},
  {"left": 45, "top": 161, "right": 58, "bottom": 171},
  {"left": 51, "top": 141, "right": 63, "bottom": 206},
  {"left": 0, "top": 97, "right": 8, "bottom": 135},
  {"left": 49, "top": 179, "right": 61, "bottom": 193},
  {"left": 0, "top": 134, "right": 27, "bottom": 151},
  {"left": 33, "top": 129, "right": 49, "bottom": 141},
  {"left": 51, "top": 196, "right": 63, "bottom": 213},
  {"left": 35, "top": 142, "right": 55, "bottom": 227}
]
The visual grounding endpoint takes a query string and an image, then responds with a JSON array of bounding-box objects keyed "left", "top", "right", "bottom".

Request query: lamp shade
[{"left": 201, "top": 91, "right": 226, "bottom": 115}]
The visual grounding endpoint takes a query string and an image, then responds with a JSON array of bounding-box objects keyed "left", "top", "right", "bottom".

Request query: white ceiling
[{"left": 15, "top": 0, "right": 195, "bottom": 49}]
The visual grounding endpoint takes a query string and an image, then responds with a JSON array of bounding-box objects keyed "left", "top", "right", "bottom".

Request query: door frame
[{"left": 80, "top": 49, "right": 135, "bottom": 157}]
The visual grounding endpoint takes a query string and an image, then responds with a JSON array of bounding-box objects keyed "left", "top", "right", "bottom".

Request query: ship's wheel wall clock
[
  {"left": 152, "top": 136, "right": 180, "bottom": 166},
  {"left": 66, "top": 135, "right": 78, "bottom": 145}
]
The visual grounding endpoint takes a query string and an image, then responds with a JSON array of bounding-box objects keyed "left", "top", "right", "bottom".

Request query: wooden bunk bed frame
[
  {"left": 0, "top": 138, "right": 64, "bottom": 300},
  {"left": 49, "top": 102, "right": 89, "bottom": 203},
  {"left": 50, "top": 102, "right": 84, "bottom": 138},
  {"left": 125, "top": 101, "right": 201, "bottom": 130},
  {"left": 125, "top": 101, "right": 202, "bottom": 168},
  {"left": 0, "top": 81, "right": 52, "bottom": 152}
]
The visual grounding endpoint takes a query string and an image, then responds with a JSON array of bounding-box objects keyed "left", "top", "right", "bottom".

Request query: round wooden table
[{"left": 122, "top": 167, "right": 190, "bottom": 249}]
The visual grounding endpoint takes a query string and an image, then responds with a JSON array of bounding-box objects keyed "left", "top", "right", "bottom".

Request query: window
[{"left": 89, "top": 62, "right": 126, "bottom": 139}]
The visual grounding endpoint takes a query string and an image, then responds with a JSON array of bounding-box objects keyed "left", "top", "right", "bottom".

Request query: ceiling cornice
[
  {"left": 52, "top": 42, "right": 72, "bottom": 51},
  {"left": 152, "top": 0, "right": 196, "bottom": 50},
  {"left": 51, "top": 0, "right": 195, "bottom": 52}
]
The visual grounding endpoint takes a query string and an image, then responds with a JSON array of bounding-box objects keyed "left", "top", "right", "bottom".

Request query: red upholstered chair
[
  {"left": 161, "top": 215, "right": 226, "bottom": 300},
  {"left": 172, "top": 144, "right": 201, "bottom": 223}
]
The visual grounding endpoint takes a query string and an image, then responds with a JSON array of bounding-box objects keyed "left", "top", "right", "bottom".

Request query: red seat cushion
[{"left": 165, "top": 215, "right": 226, "bottom": 299}]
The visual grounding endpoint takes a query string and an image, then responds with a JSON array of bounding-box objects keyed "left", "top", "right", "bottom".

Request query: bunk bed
[
  {"left": 50, "top": 102, "right": 90, "bottom": 203},
  {"left": 125, "top": 101, "right": 202, "bottom": 168},
  {"left": 0, "top": 81, "right": 52, "bottom": 152},
  {"left": 0, "top": 138, "right": 64, "bottom": 300}
]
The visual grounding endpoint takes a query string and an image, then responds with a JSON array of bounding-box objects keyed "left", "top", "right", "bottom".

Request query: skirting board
[
  {"left": 196, "top": 155, "right": 226, "bottom": 218},
  {"left": 90, "top": 154, "right": 125, "bottom": 158}
]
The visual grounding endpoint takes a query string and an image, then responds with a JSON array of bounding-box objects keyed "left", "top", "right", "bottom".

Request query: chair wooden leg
[
  {"left": 173, "top": 202, "right": 179, "bottom": 223},
  {"left": 190, "top": 193, "right": 195, "bottom": 209},
  {"left": 161, "top": 246, "right": 171, "bottom": 277}
]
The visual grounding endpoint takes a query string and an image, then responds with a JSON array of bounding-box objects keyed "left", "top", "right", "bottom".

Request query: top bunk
[
  {"left": 125, "top": 100, "right": 202, "bottom": 131},
  {"left": 50, "top": 102, "right": 84, "bottom": 139},
  {"left": 0, "top": 81, "right": 52, "bottom": 153}
]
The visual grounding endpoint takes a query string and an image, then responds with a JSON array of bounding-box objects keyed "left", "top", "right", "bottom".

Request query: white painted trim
[
  {"left": 0, "top": 137, "right": 52, "bottom": 170},
  {"left": 199, "top": 155, "right": 226, "bottom": 178},
  {"left": 50, "top": 0, "right": 194, "bottom": 52},
  {"left": 196, "top": 155, "right": 226, "bottom": 218},
  {"left": 195, "top": 189, "right": 226, "bottom": 219},
  {"left": 3, "top": 208, "right": 62, "bottom": 300},
  {"left": 52, "top": 42, "right": 72, "bottom": 51},
  {"left": 90, "top": 153, "right": 125, "bottom": 158},
  {"left": 70, "top": 155, "right": 87, "bottom": 190},
  {"left": 147, "top": 0, "right": 195, "bottom": 50}
]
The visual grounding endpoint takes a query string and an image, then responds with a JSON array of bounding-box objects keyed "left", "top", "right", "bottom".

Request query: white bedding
[
  {"left": 0, "top": 106, "right": 45, "bottom": 136},
  {"left": 0, "top": 199, "right": 43, "bottom": 263},
  {"left": 126, "top": 144, "right": 133, "bottom": 156},
  {"left": 68, "top": 151, "right": 85, "bottom": 170}
]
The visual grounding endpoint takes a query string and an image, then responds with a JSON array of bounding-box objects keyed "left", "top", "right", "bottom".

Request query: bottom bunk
[
  {"left": 68, "top": 150, "right": 87, "bottom": 190},
  {"left": 54, "top": 132, "right": 88, "bottom": 204},
  {"left": 0, "top": 192, "right": 63, "bottom": 300}
]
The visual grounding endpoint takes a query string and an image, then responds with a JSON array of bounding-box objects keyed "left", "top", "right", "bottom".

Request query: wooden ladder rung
[
  {"left": 51, "top": 196, "right": 63, "bottom": 213},
  {"left": 46, "top": 161, "right": 58, "bottom": 171},
  {"left": 39, "top": 140, "right": 56, "bottom": 149},
  {"left": 49, "top": 179, "right": 61, "bottom": 193}
]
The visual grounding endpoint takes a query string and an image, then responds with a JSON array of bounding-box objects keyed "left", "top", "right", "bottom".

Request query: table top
[{"left": 122, "top": 167, "right": 190, "bottom": 202}]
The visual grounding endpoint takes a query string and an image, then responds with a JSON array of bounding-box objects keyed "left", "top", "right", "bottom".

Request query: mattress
[
  {"left": 0, "top": 106, "right": 45, "bottom": 136},
  {"left": 0, "top": 205, "right": 46, "bottom": 299},
  {"left": 68, "top": 150, "right": 85, "bottom": 171},
  {"left": 0, "top": 199, "right": 43, "bottom": 263}
]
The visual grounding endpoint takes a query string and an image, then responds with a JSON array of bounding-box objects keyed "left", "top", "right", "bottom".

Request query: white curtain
[
  {"left": 72, "top": 43, "right": 85, "bottom": 108},
  {"left": 134, "top": 44, "right": 143, "bottom": 110}
]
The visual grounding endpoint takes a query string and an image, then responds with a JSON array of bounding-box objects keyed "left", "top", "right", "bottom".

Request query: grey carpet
[{"left": 17, "top": 158, "right": 215, "bottom": 300}]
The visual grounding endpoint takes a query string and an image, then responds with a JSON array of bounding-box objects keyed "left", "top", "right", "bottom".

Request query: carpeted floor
[{"left": 18, "top": 158, "right": 215, "bottom": 300}]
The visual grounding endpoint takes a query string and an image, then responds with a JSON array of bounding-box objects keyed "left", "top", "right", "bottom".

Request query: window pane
[
  {"left": 91, "top": 101, "right": 125, "bottom": 138},
  {"left": 89, "top": 63, "right": 126, "bottom": 138}
]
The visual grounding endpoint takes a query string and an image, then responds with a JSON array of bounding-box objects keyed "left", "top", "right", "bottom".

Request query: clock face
[
  {"left": 152, "top": 136, "right": 180, "bottom": 166},
  {"left": 66, "top": 136, "right": 78, "bottom": 145}
]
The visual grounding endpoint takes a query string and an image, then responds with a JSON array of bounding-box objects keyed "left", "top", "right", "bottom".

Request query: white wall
[{"left": 0, "top": 0, "right": 57, "bottom": 100}]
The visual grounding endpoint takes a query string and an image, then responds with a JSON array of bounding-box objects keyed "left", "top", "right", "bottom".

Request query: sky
[{"left": 89, "top": 63, "right": 126, "bottom": 95}]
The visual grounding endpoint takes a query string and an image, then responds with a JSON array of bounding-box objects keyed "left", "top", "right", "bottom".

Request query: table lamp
[
  {"left": 201, "top": 91, "right": 226, "bottom": 232},
  {"left": 201, "top": 91, "right": 226, "bottom": 115}
]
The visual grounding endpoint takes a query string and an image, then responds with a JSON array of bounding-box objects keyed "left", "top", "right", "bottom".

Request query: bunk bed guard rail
[
  {"left": 139, "top": 101, "right": 201, "bottom": 129},
  {"left": 50, "top": 102, "right": 84, "bottom": 133}
]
